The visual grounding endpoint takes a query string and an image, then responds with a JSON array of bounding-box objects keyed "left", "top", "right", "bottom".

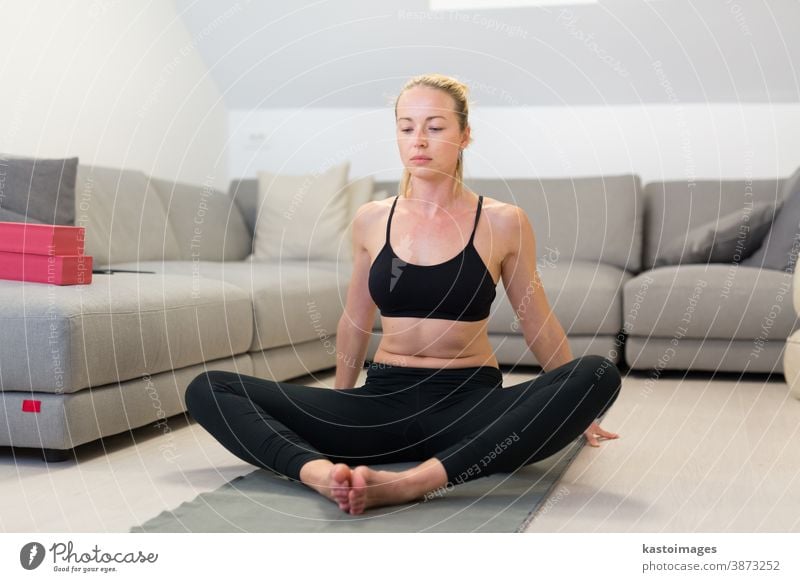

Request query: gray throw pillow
[
  {"left": 0, "top": 154, "right": 78, "bottom": 225},
  {"left": 741, "top": 178, "right": 800, "bottom": 272},
  {"left": 655, "top": 201, "right": 779, "bottom": 267}
]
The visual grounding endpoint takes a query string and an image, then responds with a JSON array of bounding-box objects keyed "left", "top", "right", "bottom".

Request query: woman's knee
[
  {"left": 574, "top": 355, "right": 622, "bottom": 397},
  {"left": 582, "top": 356, "right": 622, "bottom": 417},
  {"left": 573, "top": 354, "right": 619, "bottom": 379},
  {"left": 184, "top": 370, "right": 236, "bottom": 415}
]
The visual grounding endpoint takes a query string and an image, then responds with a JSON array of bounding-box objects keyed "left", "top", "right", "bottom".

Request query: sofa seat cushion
[
  {"left": 106, "top": 260, "right": 350, "bottom": 352},
  {"left": 0, "top": 273, "right": 253, "bottom": 394},
  {"left": 368, "top": 260, "right": 630, "bottom": 337},
  {"left": 623, "top": 264, "right": 800, "bottom": 340}
]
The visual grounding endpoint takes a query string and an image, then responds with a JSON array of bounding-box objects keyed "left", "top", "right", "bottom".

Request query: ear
[{"left": 461, "top": 125, "right": 471, "bottom": 149}]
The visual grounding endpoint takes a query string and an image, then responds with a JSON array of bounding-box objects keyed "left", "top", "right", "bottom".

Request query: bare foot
[
  {"left": 301, "top": 457, "right": 449, "bottom": 515},
  {"left": 301, "top": 461, "right": 354, "bottom": 513},
  {"left": 347, "top": 465, "right": 419, "bottom": 515},
  {"left": 326, "top": 463, "right": 353, "bottom": 513}
]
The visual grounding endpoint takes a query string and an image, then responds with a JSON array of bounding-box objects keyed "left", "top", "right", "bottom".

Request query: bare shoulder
[
  {"left": 352, "top": 197, "right": 392, "bottom": 227},
  {"left": 480, "top": 195, "right": 523, "bottom": 222},
  {"left": 479, "top": 196, "right": 530, "bottom": 246},
  {"left": 351, "top": 198, "right": 393, "bottom": 250}
]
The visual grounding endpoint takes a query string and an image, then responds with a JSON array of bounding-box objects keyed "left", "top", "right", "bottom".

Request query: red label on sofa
[{"left": 22, "top": 400, "right": 42, "bottom": 413}]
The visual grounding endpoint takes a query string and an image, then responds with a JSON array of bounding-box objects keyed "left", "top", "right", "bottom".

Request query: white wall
[
  {"left": 0, "top": 0, "right": 228, "bottom": 190},
  {"left": 229, "top": 104, "right": 800, "bottom": 184}
]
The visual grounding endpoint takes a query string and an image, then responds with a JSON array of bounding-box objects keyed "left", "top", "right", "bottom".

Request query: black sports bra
[{"left": 368, "top": 194, "right": 497, "bottom": 322}]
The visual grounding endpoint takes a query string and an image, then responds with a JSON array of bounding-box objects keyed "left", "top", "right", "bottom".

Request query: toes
[
  {"left": 348, "top": 467, "right": 368, "bottom": 515},
  {"left": 329, "top": 464, "right": 353, "bottom": 513},
  {"left": 331, "top": 463, "right": 350, "bottom": 485}
]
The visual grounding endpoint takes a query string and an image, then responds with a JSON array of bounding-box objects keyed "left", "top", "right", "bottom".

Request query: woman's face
[{"left": 395, "top": 86, "right": 468, "bottom": 182}]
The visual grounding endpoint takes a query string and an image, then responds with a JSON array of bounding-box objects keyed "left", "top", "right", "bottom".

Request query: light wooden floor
[{"left": 2, "top": 365, "right": 798, "bottom": 532}]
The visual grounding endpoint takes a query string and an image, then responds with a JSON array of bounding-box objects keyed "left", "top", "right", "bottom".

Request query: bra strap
[
  {"left": 468, "top": 195, "right": 483, "bottom": 245},
  {"left": 386, "top": 195, "right": 399, "bottom": 242}
]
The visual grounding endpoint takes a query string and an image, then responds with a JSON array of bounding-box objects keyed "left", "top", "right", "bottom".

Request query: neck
[{"left": 405, "top": 175, "right": 464, "bottom": 215}]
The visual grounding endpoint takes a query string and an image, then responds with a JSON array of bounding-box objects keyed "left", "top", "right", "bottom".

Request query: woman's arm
[
  {"left": 500, "top": 205, "right": 574, "bottom": 372},
  {"left": 334, "top": 203, "right": 378, "bottom": 389},
  {"left": 500, "top": 204, "right": 620, "bottom": 444},
  {"left": 334, "top": 319, "right": 372, "bottom": 388}
]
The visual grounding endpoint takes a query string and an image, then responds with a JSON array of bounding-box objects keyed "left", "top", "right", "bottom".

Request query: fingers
[
  {"left": 589, "top": 422, "right": 620, "bottom": 439},
  {"left": 584, "top": 423, "right": 620, "bottom": 447}
]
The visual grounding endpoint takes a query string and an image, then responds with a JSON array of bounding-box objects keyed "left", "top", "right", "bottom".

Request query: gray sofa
[
  {"left": 626, "top": 178, "right": 799, "bottom": 374},
  {"left": 1, "top": 166, "right": 797, "bottom": 462},
  {"left": 369, "top": 175, "right": 799, "bottom": 375},
  {"left": 0, "top": 165, "right": 349, "bottom": 462}
]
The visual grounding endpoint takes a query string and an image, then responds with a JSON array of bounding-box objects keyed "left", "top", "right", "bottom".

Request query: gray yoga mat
[{"left": 131, "top": 437, "right": 584, "bottom": 533}]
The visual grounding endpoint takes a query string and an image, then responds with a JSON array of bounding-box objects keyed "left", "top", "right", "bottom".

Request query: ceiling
[{"left": 174, "top": 0, "right": 800, "bottom": 108}]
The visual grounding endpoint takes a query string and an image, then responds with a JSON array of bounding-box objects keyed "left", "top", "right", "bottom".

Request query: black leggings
[{"left": 184, "top": 354, "right": 621, "bottom": 487}]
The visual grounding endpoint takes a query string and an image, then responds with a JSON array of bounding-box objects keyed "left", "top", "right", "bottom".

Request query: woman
[{"left": 185, "top": 74, "right": 622, "bottom": 516}]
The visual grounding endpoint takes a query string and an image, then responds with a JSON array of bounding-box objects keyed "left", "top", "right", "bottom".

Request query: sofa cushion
[
  {"left": 106, "top": 259, "right": 350, "bottom": 353},
  {"left": 741, "top": 181, "right": 800, "bottom": 272},
  {"left": 655, "top": 201, "right": 779, "bottom": 267},
  {"left": 232, "top": 176, "right": 379, "bottom": 261},
  {"left": 0, "top": 353, "right": 253, "bottom": 451},
  {"left": 251, "top": 162, "right": 350, "bottom": 261},
  {"left": 0, "top": 273, "right": 253, "bottom": 394},
  {"left": 623, "top": 264, "right": 800, "bottom": 340},
  {"left": 74, "top": 165, "right": 181, "bottom": 265},
  {"left": 0, "top": 154, "right": 78, "bottom": 225},
  {"left": 0, "top": 207, "right": 32, "bottom": 223},
  {"left": 492, "top": 261, "right": 629, "bottom": 336},
  {"left": 348, "top": 175, "right": 375, "bottom": 211},
  {"left": 150, "top": 177, "right": 251, "bottom": 262},
  {"left": 642, "top": 179, "right": 785, "bottom": 271},
  {"left": 376, "top": 175, "right": 643, "bottom": 273},
  {"left": 228, "top": 178, "right": 259, "bottom": 239}
]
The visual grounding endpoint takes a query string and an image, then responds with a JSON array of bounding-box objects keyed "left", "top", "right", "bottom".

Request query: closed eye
[{"left": 400, "top": 128, "right": 443, "bottom": 133}]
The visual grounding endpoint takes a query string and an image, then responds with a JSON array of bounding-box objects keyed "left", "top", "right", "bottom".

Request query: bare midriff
[{"left": 372, "top": 316, "right": 500, "bottom": 370}]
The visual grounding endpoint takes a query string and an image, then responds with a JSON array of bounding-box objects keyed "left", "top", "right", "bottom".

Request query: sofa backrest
[
  {"left": 75, "top": 165, "right": 252, "bottom": 266},
  {"left": 151, "top": 178, "right": 251, "bottom": 262},
  {"left": 228, "top": 178, "right": 260, "bottom": 239},
  {"left": 642, "top": 178, "right": 787, "bottom": 271},
  {"left": 75, "top": 165, "right": 181, "bottom": 266},
  {"left": 376, "top": 174, "right": 643, "bottom": 273}
]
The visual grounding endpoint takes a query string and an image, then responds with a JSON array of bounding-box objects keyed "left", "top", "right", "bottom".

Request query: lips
[{"left": 411, "top": 156, "right": 431, "bottom": 161}]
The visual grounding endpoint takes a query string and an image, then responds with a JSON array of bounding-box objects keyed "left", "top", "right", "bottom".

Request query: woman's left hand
[{"left": 583, "top": 421, "right": 619, "bottom": 447}]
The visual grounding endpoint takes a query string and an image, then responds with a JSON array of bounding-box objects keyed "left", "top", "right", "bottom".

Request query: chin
[{"left": 407, "top": 165, "right": 438, "bottom": 175}]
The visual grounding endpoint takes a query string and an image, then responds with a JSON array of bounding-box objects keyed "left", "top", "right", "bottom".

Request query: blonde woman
[{"left": 186, "top": 74, "right": 621, "bottom": 516}]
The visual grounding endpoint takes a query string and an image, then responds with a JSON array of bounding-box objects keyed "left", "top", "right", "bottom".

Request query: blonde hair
[{"left": 394, "top": 74, "right": 472, "bottom": 199}]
